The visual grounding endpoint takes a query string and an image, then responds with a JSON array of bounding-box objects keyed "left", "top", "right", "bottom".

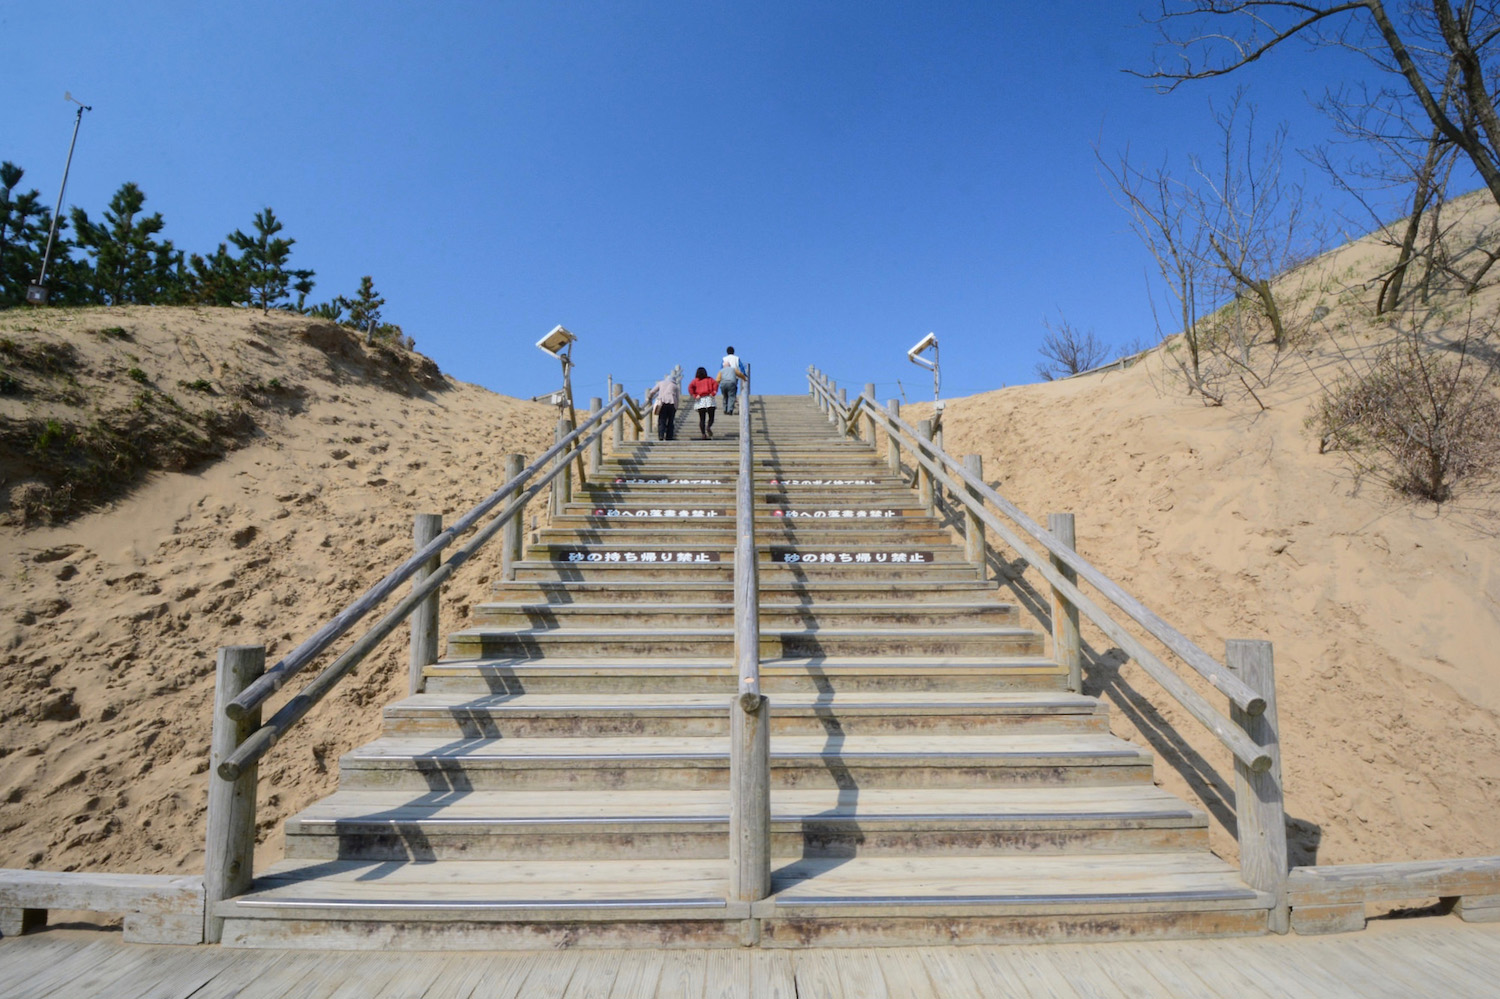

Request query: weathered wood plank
[
  {"left": 832, "top": 949, "right": 889, "bottom": 999},
  {"left": 608, "top": 951, "right": 665, "bottom": 999},
  {"left": 703, "top": 949, "right": 749, "bottom": 999},
  {"left": 1288, "top": 857, "right": 1500, "bottom": 905},
  {"left": 1291, "top": 903, "right": 1365, "bottom": 935},
  {"left": 563, "top": 951, "right": 622, "bottom": 999},
  {"left": 748, "top": 950, "right": 796, "bottom": 999},
  {"left": 918, "top": 948, "right": 985, "bottom": 999},
  {"left": 792, "top": 950, "right": 844, "bottom": 999},
  {"left": 873, "top": 949, "right": 940, "bottom": 999},
  {"left": 518, "top": 948, "right": 583, "bottom": 999},
  {"left": 653, "top": 949, "right": 707, "bottom": 999}
]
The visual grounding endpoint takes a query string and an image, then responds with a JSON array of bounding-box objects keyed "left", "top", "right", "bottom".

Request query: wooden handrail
[
  {"left": 217, "top": 406, "right": 626, "bottom": 779},
  {"left": 809, "top": 366, "right": 1262, "bottom": 714},
  {"left": 734, "top": 373, "right": 761, "bottom": 706},
  {"left": 729, "top": 373, "right": 769, "bottom": 902},
  {"left": 805, "top": 367, "right": 1271, "bottom": 773},
  {"left": 224, "top": 395, "right": 631, "bottom": 721}
]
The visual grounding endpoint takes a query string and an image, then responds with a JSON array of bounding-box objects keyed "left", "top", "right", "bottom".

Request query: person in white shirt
[{"left": 719, "top": 347, "right": 745, "bottom": 415}]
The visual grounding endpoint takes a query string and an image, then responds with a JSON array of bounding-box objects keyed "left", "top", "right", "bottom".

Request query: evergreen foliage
[
  {"left": 1, "top": 156, "right": 402, "bottom": 338},
  {"left": 70, "top": 183, "right": 185, "bottom": 305},
  {"left": 0, "top": 162, "right": 52, "bottom": 307},
  {"left": 228, "top": 207, "right": 314, "bottom": 314}
]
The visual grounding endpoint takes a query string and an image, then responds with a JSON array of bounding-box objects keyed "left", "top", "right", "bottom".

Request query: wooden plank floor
[{"left": 1, "top": 918, "right": 1497, "bottom": 998}]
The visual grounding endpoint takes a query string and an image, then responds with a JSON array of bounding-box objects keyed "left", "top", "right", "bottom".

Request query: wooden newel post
[
  {"left": 501, "top": 453, "right": 525, "bottom": 581},
  {"left": 587, "top": 397, "right": 603, "bottom": 478},
  {"left": 886, "top": 400, "right": 902, "bottom": 476},
  {"left": 730, "top": 696, "right": 771, "bottom": 903},
  {"left": 205, "top": 644, "right": 265, "bottom": 943},
  {"left": 409, "top": 513, "right": 442, "bottom": 695},
  {"left": 837, "top": 388, "right": 847, "bottom": 425},
  {"left": 963, "top": 455, "right": 987, "bottom": 580},
  {"left": 862, "top": 383, "right": 876, "bottom": 444},
  {"left": 552, "top": 418, "right": 572, "bottom": 517},
  {"left": 1047, "top": 513, "right": 1083, "bottom": 694},
  {"left": 610, "top": 383, "right": 624, "bottom": 450},
  {"left": 1227, "top": 639, "right": 1289, "bottom": 934},
  {"left": 916, "top": 419, "right": 935, "bottom": 514}
]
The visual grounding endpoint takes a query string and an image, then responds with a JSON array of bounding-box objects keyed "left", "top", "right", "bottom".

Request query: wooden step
[
  {"left": 444, "top": 625, "right": 1045, "bottom": 660},
  {"left": 469, "top": 600, "right": 1020, "bottom": 630},
  {"left": 511, "top": 561, "right": 984, "bottom": 582},
  {"left": 381, "top": 690, "right": 1106, "bottom": 738},
  {"left": 282, "top": 785, "right": 1208, "bottom": 861},
  {"left": 489, "top": 579, "right": 1006, "bottom": 604},
  {"left": 216, "top": 853, "right": 1269, "bottom": 950},
  {"left": 421, "top": 656, "right": 1069, "bottom": 695},
  {"left": 333, "top": 732, "right": 1153, "bottom": 791}
]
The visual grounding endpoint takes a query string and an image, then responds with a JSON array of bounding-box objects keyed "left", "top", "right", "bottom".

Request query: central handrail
[{"left": 728, "top": 372, "right": 769, "bottom": 901}]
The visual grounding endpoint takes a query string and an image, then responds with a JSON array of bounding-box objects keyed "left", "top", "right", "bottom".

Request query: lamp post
[
  {"left": 535, "top": 325, "right": 578, "bottom": 429},
  {"left": 907, "top": 332, "right": 943, "bottom": 448},
  {"left": 28, "top": 92, "right": 92, "bottom": 306}
]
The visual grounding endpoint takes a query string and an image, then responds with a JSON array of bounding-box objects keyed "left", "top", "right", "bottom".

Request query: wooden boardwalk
[{"left": 2, "top": 918, "right": 1498, "bottom": 997}]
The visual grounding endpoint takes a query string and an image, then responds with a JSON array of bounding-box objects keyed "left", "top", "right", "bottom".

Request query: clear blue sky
[{"left": 4, "top": 2, "right": 1381, "bottom": 402}]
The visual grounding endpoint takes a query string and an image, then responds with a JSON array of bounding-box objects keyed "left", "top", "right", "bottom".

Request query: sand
[{"left": 0, "top": 306, "right": 557, "bottom": 874}]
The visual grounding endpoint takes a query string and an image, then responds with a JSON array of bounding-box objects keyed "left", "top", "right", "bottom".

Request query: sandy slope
[{"left": 0, "top": 306, "right": 556, "bottom": 874}]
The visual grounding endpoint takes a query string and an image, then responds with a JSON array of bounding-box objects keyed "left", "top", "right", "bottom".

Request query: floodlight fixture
[
  {"left": 536, "top": 325, "right": 577, "bottom": 360},
  {"left": 906, "top": 332, "right": 940, "bottom": 404},
  {"left": 32, "top": 92, "right": 93, "bottom": 305}
]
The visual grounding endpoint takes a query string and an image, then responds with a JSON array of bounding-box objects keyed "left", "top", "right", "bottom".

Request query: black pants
[
  {"left": 697, "top": 405, "right": 716, "bottom": 437},
  {"left": 657, "top": 403, "right": 676, "bottom": 440}
]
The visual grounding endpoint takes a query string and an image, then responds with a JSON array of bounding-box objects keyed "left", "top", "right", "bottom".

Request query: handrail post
[
  {"left": 730, "top": 377, "right": 769, "bottom": 903},
  {"left": 587, "top": 397, "right": 603, "bottom": 478},
  {"left": 501, "top": 454, "right": 525, "bottom": 581},
  {"left": 551, "top": 417, "right": 572, "bottom": 517},
  {"left": 862, "top": 384, "right": 876, "bottom": 444},
  {"left": 886, "top": 400, "right": 902, "bottom": 477},
  {"left": 1227, "top": 639, "right": 1289, "bottom": 934},
  {"left": 409, "top": 514, "right": 442, "bottom": 695},
  {"left": 1048, "top": 513, "right": 1082, "bottom": 693},
  {"left": 837, "top": 388, "right": 847, "bottom": 426},
  {"left": 204, "top": 644, "right": 264, "bottom": 944},
  {"left": 963, "top": 456, "right": 987, "bottom": 581},
  {"left": 610, "top": 384, "right": 624, "bottom": 450},
  {"left": 916, "top": 418, "right": 935, "bottom": 514}
]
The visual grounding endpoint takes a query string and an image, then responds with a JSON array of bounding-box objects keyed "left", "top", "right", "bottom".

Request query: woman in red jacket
[{"left": 688, "top": 366, "right": 719, "bottom": 439}]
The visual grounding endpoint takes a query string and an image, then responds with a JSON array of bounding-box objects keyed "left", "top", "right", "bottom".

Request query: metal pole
[{"left": 36, "top": 101, "right": 91, "bottom": 291}]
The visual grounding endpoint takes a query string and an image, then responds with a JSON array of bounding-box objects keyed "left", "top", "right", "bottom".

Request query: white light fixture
[{"left": 906, "top": 332, "right": 940, "bottom": 406}]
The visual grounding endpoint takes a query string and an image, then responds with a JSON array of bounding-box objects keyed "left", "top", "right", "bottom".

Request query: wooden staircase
[{"left": 216, "top": 394, "right": 1273, "bottom": 949}]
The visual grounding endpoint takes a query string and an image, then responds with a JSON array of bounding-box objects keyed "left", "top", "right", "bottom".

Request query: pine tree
[
  {"left": 69, "top": 182, "right": 184, "bottom": 304},
  {"left": 186, "top": 242, "right": 251, "bottom": 306},
  {"left": 228, "top": 207, "right": 313, "bottom": 314},
  {"left": 0, "top": 162, "right": 52, "bottom": 308},
  {"left": 345, "top": 275, "right": 385, "bottom": 333}
]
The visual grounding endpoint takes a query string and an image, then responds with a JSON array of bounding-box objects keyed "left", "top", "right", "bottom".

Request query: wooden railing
[
  {"left": 728, "top": 373, "right": 769, "bottom": 902},
  {"left": 203, "top": 390, "right": 636, "bottom": 942},
  {"left": 807, "top": 365, "right": 1290, "bottom": 930}
]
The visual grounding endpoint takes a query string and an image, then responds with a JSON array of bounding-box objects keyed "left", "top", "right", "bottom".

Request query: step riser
[
  {"left": 468, "top": 608, "right": 1020, "bottom": 629},
  {"left": 445, "top": 634, "right": 1046, "bottom": 659},
  {"left": 382, "top": 712, "right": 1107, "bottom": 739},
  {"left": 422, "top": 672, "right": 1069, "bottom": 696},
  {"left": 489, "top": 583, "right": 1004, "bottom": 604},
  {"left": 283, "top": 825, "right": 1208, "bottom": 863},
  {"left": 513, "top": 566, "right": 983, "bottom": 582},
  {"left": 337, "top": 763, "right": 1153, "bottom": 792}
]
